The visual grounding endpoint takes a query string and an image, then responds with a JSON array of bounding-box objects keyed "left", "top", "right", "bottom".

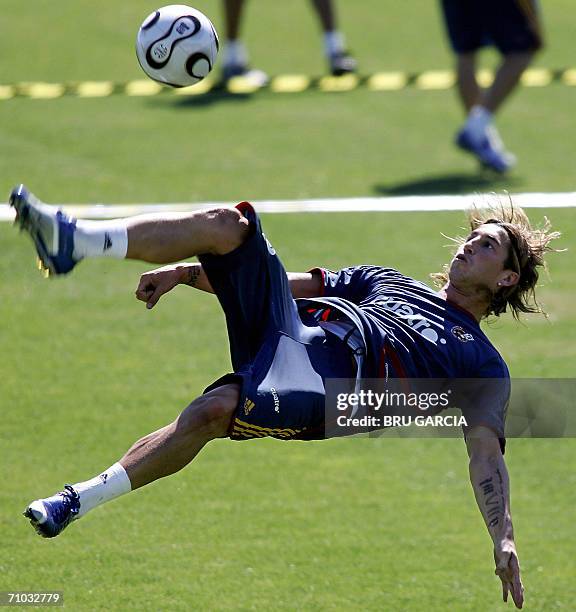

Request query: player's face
[{"left": 449, "top": 224, "right": 518, "bottom": 292}]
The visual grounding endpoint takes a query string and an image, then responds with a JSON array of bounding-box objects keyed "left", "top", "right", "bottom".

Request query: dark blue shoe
[
  {"left": 9, "top": 184, "right": 79, "bottom": 276},
  {"left": 456, "top": 126, "right": 516, "bottom": 174},
  {"left": 329, "top": 51, "right": 357, "bottom": 76},
  {"left": 24, "top": 485, "right": 81, "bottom": 538}
]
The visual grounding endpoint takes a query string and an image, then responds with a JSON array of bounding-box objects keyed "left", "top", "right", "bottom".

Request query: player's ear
[{"left": 497, "top": 270, "right": 519, "bottom": 289}]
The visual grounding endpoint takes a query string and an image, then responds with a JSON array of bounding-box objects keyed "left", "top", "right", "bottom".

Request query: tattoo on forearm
[
  {"left": 479, "top": 470, "right": 505, "bottom": 528},
  {"left": 184, "top": 266, "right": 201, "bottom": 287}
]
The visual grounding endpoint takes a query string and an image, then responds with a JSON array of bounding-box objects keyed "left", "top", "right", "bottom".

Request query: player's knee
[
  {"left": 203, "top": 207, "right": 250, "bottom": 255},
  {"left": 178, "top": 384, "right": 239, "bottom": 438}
]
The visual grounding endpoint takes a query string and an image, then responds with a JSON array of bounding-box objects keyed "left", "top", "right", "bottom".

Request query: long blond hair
[{"left": 431, "top": 197, "right": 562, "bottom": 319}]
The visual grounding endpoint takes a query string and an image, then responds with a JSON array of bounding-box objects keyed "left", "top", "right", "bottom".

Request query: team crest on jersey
[
  {"left": 262, "top": 233, "right": 276, "bottom": 256},
  {"left": 451, "top": 326, "right": 475, "bottom": 343},
  {"left": 243, "top": 398, "right": 256, "bottom": 416}
]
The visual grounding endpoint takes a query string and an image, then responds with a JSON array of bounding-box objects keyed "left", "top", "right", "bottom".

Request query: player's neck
[{"left": 438, "top": 283, "right": 488, "bottom": 322}]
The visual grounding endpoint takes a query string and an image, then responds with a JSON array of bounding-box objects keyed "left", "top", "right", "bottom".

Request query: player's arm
[
  {"left": 135, "top": 265, "right": 323, "bottom": 309},
  {"left": 135, "top": 262, "right": 213, "bottom": 309},
  {"left": 466, "top": 426, "right": 524, "bottom": 609},
  {"left": 287, "top": 271, "right": 323, "bottom": 298}
]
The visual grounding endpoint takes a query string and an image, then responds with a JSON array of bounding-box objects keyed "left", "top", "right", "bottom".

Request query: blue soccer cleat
[
  {"left": 24, "top": 485, "right": 81, "bottom": 538},
  {"left": 9, "top": 184, "right": 79, "bottom": 276},
  {"left": 456, "top": 126, "right": 517, "bottom": 174}
]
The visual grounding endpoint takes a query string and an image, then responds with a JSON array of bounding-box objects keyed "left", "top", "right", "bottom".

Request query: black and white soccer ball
[{"left": 136, "top": 5, "right": 219, "bottom": 87}]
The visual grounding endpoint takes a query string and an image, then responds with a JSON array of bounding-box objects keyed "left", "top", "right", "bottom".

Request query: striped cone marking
[
  {"left": 1, "top": 68, "right": 574, "bottom": 101},
  {"left": 270, "top": 75, "right": 311, "bottom": 93},
  {"left": 415, "top": 70, "right": 455, "bottom": 90},
  {"left": 0, "top": 85, "right": 15, "bottom": 100},
  {"left": 476, "top": 69, "right": 494, "bottom": 87},
  {"left": 125, "top": 79, "right": 163, "bottom": 97},
  {"left": 225, "top": 76, "right": 263, "bottom": 94},
  {"left": 173, "top": 79, "right": 214, "bottom": 96},
  {"left": 521, "top": 68, "right": 552, "bottom": 87},
  {"left": 367, "top": 72, "right": 407, "bottom": 91},
  {"left": 562, "top": 69, "right": 576, "bottom": 86},
  {"left": 318, "top": 73, "right": 359, "bottom": 92},
  {"left": 74, "top": 81, "right": 115, "bottom": 97},
  {"left": 18, "top": 82, "right": 65, "bottom": 99}
]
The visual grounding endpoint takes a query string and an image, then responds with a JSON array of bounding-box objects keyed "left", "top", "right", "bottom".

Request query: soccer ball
[{"left": 136, "top": 5, "right": 219, "bottom": 88}]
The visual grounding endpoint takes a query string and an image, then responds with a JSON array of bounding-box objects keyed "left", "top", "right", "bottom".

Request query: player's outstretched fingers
[
  {"left": 496, "top": 553, "right": 524, "bottom": 609},
  {"left": 509, "top": 555, "right": 524, "bottom": 609},
  {"left": 502, "top": 580, "right": 509, "bottom": 603}
]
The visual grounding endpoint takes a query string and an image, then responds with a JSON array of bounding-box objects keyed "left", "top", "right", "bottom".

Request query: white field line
[{"left": 1, "top": 192, "right": 574, "bottom": 221}]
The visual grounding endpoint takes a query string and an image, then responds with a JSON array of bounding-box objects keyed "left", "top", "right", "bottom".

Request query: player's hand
[
  {"left": 135, "top": 265, "right": 186, "bottom": 309},
  {"left": 494, "top": 541, "right": 524, "bottom": 609}
]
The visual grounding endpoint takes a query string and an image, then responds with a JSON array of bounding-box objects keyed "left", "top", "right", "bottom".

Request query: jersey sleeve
[
  {"left": 459, "top": 358, "right": 510, "bottom": 453},
  {"left": 310, "top": 265, "right": 389, "bottom": 304}
]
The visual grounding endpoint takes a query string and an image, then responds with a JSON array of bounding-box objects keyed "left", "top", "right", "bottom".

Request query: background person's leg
[
  {"left": 454, "top": 0, "right": 543, "bottom": 172},
  {"left": 455, "top": 53, "right": 480, "bottom": 112},
  {"left": 310, "top": 0, "right": 356, "bottom": 75},
  {"left": 223, "top": 0, "right": 244, "bottom": 41},
  {"left": 220, "top": 0, "right": 269, "bottom": 85},
  {"left": 455, "top": 51, "right": 535, "bottom": 173},
  {"left": 480, "top": 51, "right": 535, "bottom": 113},
  {"left": 310, "top": 0, "right": 336, "bottom": 32}
]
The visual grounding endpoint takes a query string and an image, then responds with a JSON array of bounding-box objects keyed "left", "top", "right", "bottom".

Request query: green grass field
[{"left": 1, "top": 1, "right": 575, "bottom": 610}]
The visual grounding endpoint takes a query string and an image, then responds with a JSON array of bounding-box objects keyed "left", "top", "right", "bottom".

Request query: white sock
[
  {"left": 73, "top": 220, "right": 128, "bottom": 260},
  {"left": 324, "top": 31, "right": 345, "bottom": 58},
  {"left": 223, "top": 39, "right": 248, "bottom": 67},
  {"left": 72, "top": 462, "right": 132, "bottom": 518},
  {"left": 464, "top": 105, "right": 493, "bottom": 142}
]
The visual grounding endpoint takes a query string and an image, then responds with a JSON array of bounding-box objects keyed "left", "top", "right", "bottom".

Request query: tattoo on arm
[
  {"left": 184, "top": 266, "right": 201, "bottom": 287},
  {"left": 479, "top": 470, "right": 505, "bottom": 528}
]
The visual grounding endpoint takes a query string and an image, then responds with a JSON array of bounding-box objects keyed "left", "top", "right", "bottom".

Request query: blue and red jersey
[{"left": 298, "top": 266, "right": 510, "bottom": 439}]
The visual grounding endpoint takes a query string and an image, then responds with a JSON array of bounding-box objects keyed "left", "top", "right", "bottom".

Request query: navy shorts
[
  {"left": 440, "top": 0, "right": 543, "bottom": 54},
  {"left": 199, "top": 202, "right": 355, "bottom": 441}
]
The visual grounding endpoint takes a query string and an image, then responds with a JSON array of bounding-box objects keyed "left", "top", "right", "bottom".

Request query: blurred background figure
[
  {"left": 220, "top": 0, "right": 357, "bottom": 86},
  {"left": 440, "top": 0, "right": 543, "bottom": 173}
]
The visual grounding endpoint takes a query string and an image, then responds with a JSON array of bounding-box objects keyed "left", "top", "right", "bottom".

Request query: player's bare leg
[
  {"left": 9, "top": 184, "right": 250, "bottom": 275},
  {"left": 125, "top": 208, "right": 249, "bottom": 262},
  {"left": 24, "top": 384, "right": 239, "bottom": 537},
  {"left": 120, "top": 384, "right": 239, "bottom": 488}
]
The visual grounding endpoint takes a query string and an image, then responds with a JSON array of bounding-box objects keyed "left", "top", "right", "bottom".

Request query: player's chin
[{"left": 447, "top": 263, "right": 466, "bottom": 282}]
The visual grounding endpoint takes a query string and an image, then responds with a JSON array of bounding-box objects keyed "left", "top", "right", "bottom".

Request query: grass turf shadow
[{"left": 374, "top": 172, "right": 522, "bottom": 196}]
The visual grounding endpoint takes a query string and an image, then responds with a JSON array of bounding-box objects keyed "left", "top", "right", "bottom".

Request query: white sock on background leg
[
  {"left": 464, "top": 105, "right": 493, "bottom": 142},
  {"left": 223, "top": 40, "right": 248, "bottom": 67},
  {"left": 323, "top": 31, "right": 345, "bottom": 57},
  {"left": 72, "top": 462, "right": 132, "bottom": 518},
  {"left": 73, "top": 220, "right": 128, "bottom": 260}
]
